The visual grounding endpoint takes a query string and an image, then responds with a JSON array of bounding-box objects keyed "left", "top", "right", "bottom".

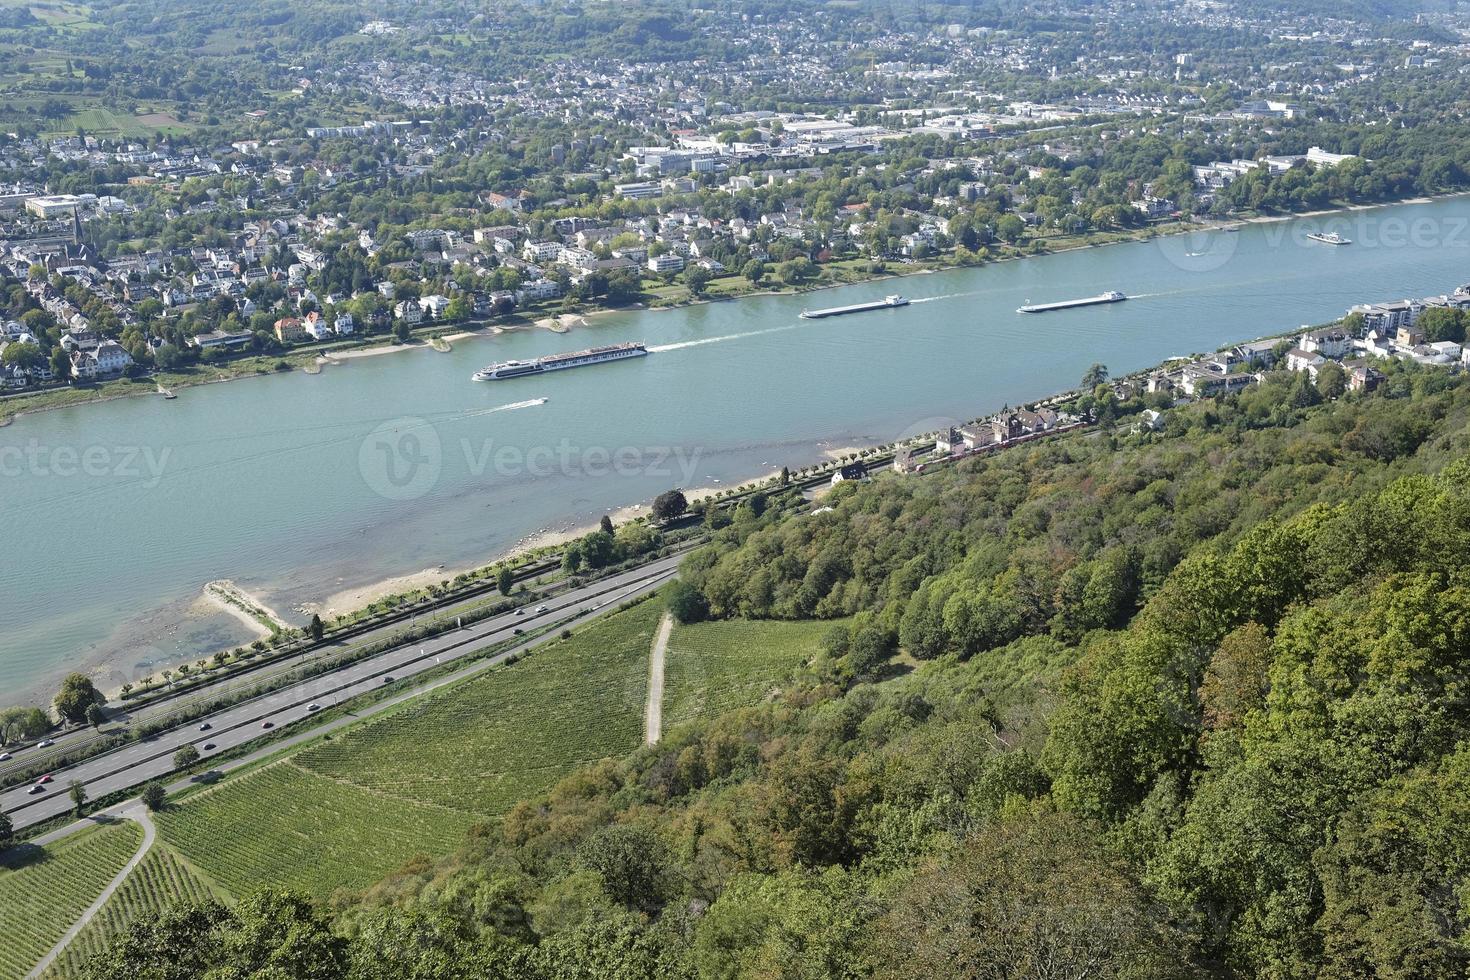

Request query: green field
[
  {"left": 662, "top": 618, "right": 834, "bottom": 728},
  {"left": 296, "top": 599, "right": 661, "bottom": 814},
  {"left": 42, "top": 844, "right": 218, "bottom": 980},
  {"left": 0, "top": 821, "right": 142, "bottom": 980},
  {"left": 16, "top": 600, "right": 664, "bottom": 940},
  {"left": 154, "top": 762, "right": 477, "bottom": 900}
]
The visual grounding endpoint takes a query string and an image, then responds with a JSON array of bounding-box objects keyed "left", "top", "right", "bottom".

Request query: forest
[{"left": 75, "top": 362, "right": 1470, "bottom": 978}]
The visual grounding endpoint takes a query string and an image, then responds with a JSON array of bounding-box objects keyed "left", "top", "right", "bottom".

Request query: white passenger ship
[{"left": 473, "top": 342, "right": 648, "bottom": 381}]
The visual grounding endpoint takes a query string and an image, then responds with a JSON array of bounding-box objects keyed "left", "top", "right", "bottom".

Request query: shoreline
[
  {"left": 3, "top": 191, "right": 1465, "bottom": 430},
  {"left": 4, "top": 190, "right": 1468, "bottom": 702}
]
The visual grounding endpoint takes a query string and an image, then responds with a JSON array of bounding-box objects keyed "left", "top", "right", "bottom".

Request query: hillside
[{"left": 79, "top": 363, "right": 1470, "bottom": 979}]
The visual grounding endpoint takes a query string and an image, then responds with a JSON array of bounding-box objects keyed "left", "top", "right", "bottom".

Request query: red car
[{"left": 36, "top": 773, "right": 52, "bottom": 785}]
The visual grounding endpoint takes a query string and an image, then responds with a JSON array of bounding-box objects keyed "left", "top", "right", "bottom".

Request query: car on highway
[
  {"left": 36, "top": 774, "right": 52, "bottom": 784},
  {"left": 37, "top": 739, "right": 54, "bottom": 748},
  {"left": 535, "top": 605, "right": 548, "bottom": 613},
  {"left": 261, "top": 721, "right": 274, "bottom": 729},
  {"left": 515, "top": 608, "right": 524, "bottom": 616},
  {"left": 198, "top": 722, "right": 212, "bottom": 731},
  {"left": 307, "top": 703, "right": 321, "bottom": 712},
  {"left": 27, "top": 784, "right": 44, "bottom": 795},
  {"left": 203, "top": 743, "right": 216, "bottom": 751},
  {"left": 0, "top": 752, "right": 10, "bottom": 761},
  {"left": 382, "top": 675, "right": 394, "bottom": 684}
]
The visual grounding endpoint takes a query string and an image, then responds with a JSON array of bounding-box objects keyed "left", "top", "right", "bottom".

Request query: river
[{"left": 2, "top": 197, "right": 1467, "bottom": 703}]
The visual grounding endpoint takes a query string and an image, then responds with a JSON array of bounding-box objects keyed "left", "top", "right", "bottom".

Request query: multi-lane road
[
  {"left": 0, "top": 554, "right": 585, "bottom": 785},
  {"left": 3, "top": 554, "right": 682, "bottom": 833}
]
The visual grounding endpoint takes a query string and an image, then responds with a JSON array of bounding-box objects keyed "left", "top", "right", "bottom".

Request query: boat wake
[
  {"left": 466, "top": 398, "right": 547, "bottom": 417},
  {"left": 649, "top": 325, "right": 798, "bottom": 352}
]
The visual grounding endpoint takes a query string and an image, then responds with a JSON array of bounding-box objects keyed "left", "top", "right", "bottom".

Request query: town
[{"left": 2, "top": 0, "right": 1470, "bottom": 403}]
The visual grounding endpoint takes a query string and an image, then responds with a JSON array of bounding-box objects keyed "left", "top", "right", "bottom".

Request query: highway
[
  {"left": 0, "top": 545, "right": 690, "bottom": 785},
  {"left": 2, "top": 554, "right": 682, "bottom": 832}
]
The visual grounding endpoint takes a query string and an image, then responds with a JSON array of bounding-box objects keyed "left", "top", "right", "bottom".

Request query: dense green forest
[{"left": 82, "top": 364, "right": 1470, "bottom": 978}]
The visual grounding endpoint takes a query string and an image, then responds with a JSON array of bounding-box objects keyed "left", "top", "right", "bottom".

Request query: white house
[
  {"left": 1285, "top": 348, "right": 1326, "bottom": 376},
  {"left": 302, "top": 312, "right": 333, "bottom": 341},
  {"left": 522, "top": 241, "right": 563, "bottom": 263},
  {"left": 334, "top": 312, "right": 356, "bottom": 336},
  {"left": 518, "top": 279, "right": 562, "bottom": 302},
  {"left": 647, "top": 253, "right": 685, "bottom": 274},
  {"left": 418, "top": 294, "right": 450, "bottom": 319},
  {"left": 1299, "top": 327, "right": 1351, "bottom": 358},
  {"left": 394, "top": 301, "right": 424, "bottom": 325}
]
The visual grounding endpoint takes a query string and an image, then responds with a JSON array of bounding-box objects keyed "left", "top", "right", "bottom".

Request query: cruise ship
[
  {"left": 472, "top": 342, "right": 648, "bottom": 381},
  {"left": 1306, "top": 231, "right": 1352, "bottom": 246}
]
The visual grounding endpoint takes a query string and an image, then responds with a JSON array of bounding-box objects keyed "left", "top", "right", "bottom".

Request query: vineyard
[
  {"left": 661, "top": 618, "right": 835, "bottom": 728},
  {"left": 153, "top": 762, "right": 476, "bottom": 899},
  {"left": 296, "top": 599, "right": 660, "bottom": 814},
  {"left": 42, "top": 845, "right": 218, "bottom": 980},
  {"left": 0, "top": 821, "right": 143, "bottom": 980}
]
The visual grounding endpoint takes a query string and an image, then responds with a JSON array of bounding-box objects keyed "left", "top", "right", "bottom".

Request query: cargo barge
[
  {"left": 799, "top": 294, "right": 909, "bottom": 319},
  {"left": 1017, "top": 290, "right": 1127, "bottom": 314}
]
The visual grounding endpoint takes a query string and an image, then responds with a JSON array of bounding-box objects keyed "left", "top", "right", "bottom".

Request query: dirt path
[
  {"left": 645, "top": 613, "right": 673, "bottom": 745},
  {"left": 27, "top": 806, "right": 156, "bottom": 979}
]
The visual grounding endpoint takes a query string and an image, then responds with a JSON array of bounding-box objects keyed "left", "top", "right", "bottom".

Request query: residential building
[
  {"left": 647, "top": 253, "right": 686, "bottom": 273},
  {"left": 1348, "top": 363, "right": 1385, "bottom": 392},
  {"left": 1285, "top": 348, "right": 1326, "bottom": 376},
  {"left": 523, "top": 240, "right": 563, "bottom": 263},
  {"left": 394, "top": 301, "right": 424, "bottom": 325},
  {"left": 274, "top": 317, "right": 308, "bottom": 343},
  {"left": 1299, "top": 327, "right": 1350, "bottom": 358},
  {"left": 302, "top": 311, "right": 332, "bottom": 341}
]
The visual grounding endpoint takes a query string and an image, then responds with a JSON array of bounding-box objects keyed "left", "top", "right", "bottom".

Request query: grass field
[
  {"left": 0, "top": 821, "right": 142, "bottom": 980},
  {"left": 662, "top": 618, "right": 835, "bottom": 728},
  {"left": 296, "top": 599, "right": 661, "bottom": 814},
  {"left": 42, "top": 844, "right": 218, "bottom": 980},
  {"left": 154, "top": 762, "right": 477, "bottom": 900},
  {"left": 17, "top": 600, "right": 664, "bottom": 938}
]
